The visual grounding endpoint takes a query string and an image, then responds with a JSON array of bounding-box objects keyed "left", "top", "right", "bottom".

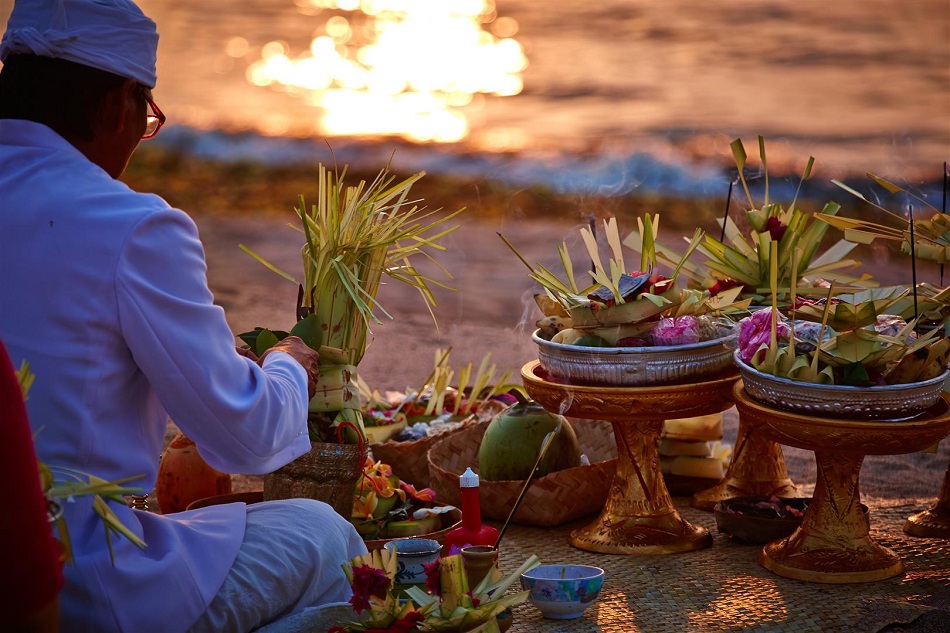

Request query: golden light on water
[{"left": 241, "top": 0, "right": 527, "bottom": 142}]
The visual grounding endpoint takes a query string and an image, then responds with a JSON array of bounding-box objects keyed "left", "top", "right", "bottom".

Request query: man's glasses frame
[{"left": 143, "top": 95, "right": 165, "bottom": 140}]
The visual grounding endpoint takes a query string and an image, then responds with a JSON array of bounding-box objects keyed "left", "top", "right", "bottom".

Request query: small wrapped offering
[
  {"left": 651, "top": 316, "right": 701, "bottom": 346},
  {"left": 737, "top": 309, "right": 790, "bottom": 363}
]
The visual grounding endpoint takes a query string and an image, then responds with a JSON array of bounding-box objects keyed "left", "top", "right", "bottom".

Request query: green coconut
[{"left": 477, "top": 400, "right": 581, "bottom": 481}]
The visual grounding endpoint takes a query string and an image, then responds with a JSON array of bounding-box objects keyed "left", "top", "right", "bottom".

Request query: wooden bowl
[{"left": 714, "top": 496, "right": 869, "bottom": 544}]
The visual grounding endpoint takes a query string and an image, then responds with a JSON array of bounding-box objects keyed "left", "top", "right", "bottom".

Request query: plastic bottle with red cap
[{"left": 443, "top": 467, "right": 498, "bottom": 556}]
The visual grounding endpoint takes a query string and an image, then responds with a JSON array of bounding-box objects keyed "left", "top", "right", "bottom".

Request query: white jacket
[{"left": 0, "top": 120, "right": 313, "bottom": 632}]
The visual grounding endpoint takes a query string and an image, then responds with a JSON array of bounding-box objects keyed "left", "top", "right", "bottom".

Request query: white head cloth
[{"left": 0, "top": 0, "right": 158, "bottom": 88}]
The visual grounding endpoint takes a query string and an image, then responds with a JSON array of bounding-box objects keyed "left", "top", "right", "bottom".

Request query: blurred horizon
[{"left": 1, "top": 0, "right": 948, "bottom": 196}]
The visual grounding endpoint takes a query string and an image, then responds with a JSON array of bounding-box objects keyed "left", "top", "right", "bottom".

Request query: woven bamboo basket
[
  {"left": 428, "top": 418, "right": 617, "bottom": 527},
  {"left": 263, "top": 441, "right": 362, "bottom": 518},
  {"left": 369, "top": 400, "right": 508, "bottom": 488}
]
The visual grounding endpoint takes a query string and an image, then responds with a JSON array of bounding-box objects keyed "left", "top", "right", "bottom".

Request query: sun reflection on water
[{"left": 239, "top": 0, "right": 527, "bottom": 143}]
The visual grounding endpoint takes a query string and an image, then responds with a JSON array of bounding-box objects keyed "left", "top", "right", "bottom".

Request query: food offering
[
  {"left": 350, "top": 456, "right": 459, "bottom": 544},
  {"left": 737, "top": 282, "right": 950, "bottom": 419},
  {"left": 714, "top": 496, "right": 818, "bottom": 544},
  {"left": 680, "top": 137, "right": 868, "bottom": 307},
  {"left": 660, "top": 414, "right": 733, "bottom": 493},
  {"left": 365, "top": 349, "right": 521, "bottom": 488},
  {"left": 504, "top": 214, "right": 741, "bottom": 387},
  {"left": 331, "top": 548, "right": 539, "bottom": 633}
]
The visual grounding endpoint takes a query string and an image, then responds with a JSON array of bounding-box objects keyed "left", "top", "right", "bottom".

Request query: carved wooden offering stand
[
  {"left": 904, "top": 459, "right": 950, "bottom": 539},
  {"left": 734, "top": 383, "right": 950, "bottom": 583},
  {"left": 690, "top": 410, "right": 798, "bottom": 511},
  {"left": 521, "top": 361, "right": 739, "bottom": 555}
]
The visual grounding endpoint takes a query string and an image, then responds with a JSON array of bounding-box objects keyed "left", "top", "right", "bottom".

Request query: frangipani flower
[{"left": 400, "top": 481, "right": 435, "bottom": 503}]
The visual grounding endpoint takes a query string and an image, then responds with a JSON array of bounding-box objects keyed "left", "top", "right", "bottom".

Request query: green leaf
[
  {"left": 841, "top": 362, "right": 872, "bottom": 386},
  {"left": 255, "top": 329, "right": 281, "bottom": 356},
  {"left": 238, "top": 244, "right": 297, "bottom": 284},
  {"left": 731, "top": 138, "right": 755, "bottom": 209},
  {"left": 867, "top": 172, "right": 904, "bottom": 194},
  {"left": 731, "top": 137, "right": 747, "bottom": 170},
  {"left": 289, "top": 314, "right": 323, "bottom": 350}
]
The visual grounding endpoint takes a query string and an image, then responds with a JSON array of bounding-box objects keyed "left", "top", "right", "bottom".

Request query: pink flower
[
  {"left": 737, "top": 309, "right": 790, "bottom": 363},
  {"left": 651, "top": 316, "right": 701, "bottom": 346}
]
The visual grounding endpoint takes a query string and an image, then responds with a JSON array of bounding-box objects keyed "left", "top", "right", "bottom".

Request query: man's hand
[
  {"left": 235, "top": 346, "right": 259, "bottom": 362},
  {"left": 259, "top": 336, "right": 319, "bottom": 400}
]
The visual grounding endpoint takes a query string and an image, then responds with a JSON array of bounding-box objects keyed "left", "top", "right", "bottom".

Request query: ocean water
[{"left": 2, "top": 0, "right": 948, "bottom": 200}]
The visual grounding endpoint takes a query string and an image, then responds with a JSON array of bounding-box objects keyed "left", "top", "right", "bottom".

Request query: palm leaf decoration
[
  {"left": 793, "top": 286, "right": 910, "bottom": 331},
  {"left": 827, "top": 173, "right": 950, "bottom": 264},
  {"left": 240, "top": 164, "right": 463, "bottom": 442},
  {"left": 678, "top": 137, "right": 869, "bottom": 304}
]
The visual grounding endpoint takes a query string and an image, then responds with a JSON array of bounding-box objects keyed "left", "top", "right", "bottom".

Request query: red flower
[
  {"left": 349, "top": 564, "right": 392, "bottom": 613},
  {"left": 423, "top": 560, "right": 441, "bottom": 595},
  {"left": 350, "top": 593, "right": 372, "bottom": 614},
  {"left": 392, "top": 611, "right": 425, "bottom": 631},
  {"left": 708, "top": 278, "right": 741, "bottom": 297},
  {"left": 765, "top": 216, "right": 787, "bottom": 241}
]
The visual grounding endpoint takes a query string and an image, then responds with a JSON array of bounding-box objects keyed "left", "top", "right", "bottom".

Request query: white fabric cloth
[
  {"left": 189, "top": 499, "right": 365, "bottom": 633},
  {"left": 0, "top": 0, "right": 158, "bottom": 87},
  {"left": 0, "top": 119, "right": 364, "bottom": 632}
]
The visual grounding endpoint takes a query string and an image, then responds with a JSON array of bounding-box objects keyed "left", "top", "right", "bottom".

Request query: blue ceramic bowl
[
  {"left": 383, "top": 538, "right": 441, "bottom": 586},
  {"left": 520, "top": 564, "right": 605, "bottom": 619}
]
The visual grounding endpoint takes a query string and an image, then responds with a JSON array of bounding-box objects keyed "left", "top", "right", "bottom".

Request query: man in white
[{"left": 0, "top": 0, "right": 367, "bottom": 631}]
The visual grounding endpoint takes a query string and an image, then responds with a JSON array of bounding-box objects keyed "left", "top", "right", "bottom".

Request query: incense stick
[
  {"left": 909, "top": 204, "right": 918, "bottom": 328},
  {"left": 942, "top": 162, "right": 947, "bottom": 286},
  {"left": 719, "top": 176, "right": 734, "bottom": 243},
  {"left": 494, "top": 422, "right": 561, "bottom": 549},
  {"left": 588, "top": 214, "right": 597, "bottom": 274}
]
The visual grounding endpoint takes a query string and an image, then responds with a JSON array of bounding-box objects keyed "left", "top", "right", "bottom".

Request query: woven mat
[{"left": 494, "top": 496, "right": 950, "bottom": 633}]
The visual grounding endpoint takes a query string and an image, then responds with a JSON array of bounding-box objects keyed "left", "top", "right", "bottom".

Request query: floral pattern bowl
[{"left": 519, "top": 564, "right": 605, "bottom": 619}]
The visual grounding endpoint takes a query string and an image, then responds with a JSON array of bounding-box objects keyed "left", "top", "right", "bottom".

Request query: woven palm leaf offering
[
  {"left": 501, "top": 214, "right": 741, "bottom": 386},
  {"left": 239, "top": 164, "right": 463, "bottom": 445},
  {"left": 652, "top": 137, "right": 872, "bottom": 310},
  {"left": 349, "top": 456, "right": 462, "bottom": 547},
  {"left": 364, "top": 348, "right": 521, "bottom": 488},
  {"left": 821, "top": 172, "right": 950, "bottom": 326},
  {"left": 238, "top": 164, "right": 463, "bottom": 514},
  {"left": 736, "top": 242, "right": 950, "bottom": 420},
  {"left": 330, "top": 547, "right": 539, "bottom": 633}
]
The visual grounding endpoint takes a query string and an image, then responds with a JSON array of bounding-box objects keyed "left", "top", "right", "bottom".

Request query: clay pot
[
  {"left": 156, "top": 432, "right": 232, "bottom": 514},
  {"left": 263, "top": 442, "right": 363, "bottom": 518},
  {"left": 461, "top": 545, "right": 498, "bottom": 588}
]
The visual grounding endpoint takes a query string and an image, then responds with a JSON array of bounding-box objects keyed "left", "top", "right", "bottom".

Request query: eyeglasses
[{"left": 142, "top": 95, "right": 165, "bottom": 140}]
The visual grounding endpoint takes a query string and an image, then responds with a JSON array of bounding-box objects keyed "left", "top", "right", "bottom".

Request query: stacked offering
[
  {"left": 504, "top": 215, "right": 742, "bottom": 387},
  {"left": 659, "top": 414, "right": 732, "bottom": 494}
]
